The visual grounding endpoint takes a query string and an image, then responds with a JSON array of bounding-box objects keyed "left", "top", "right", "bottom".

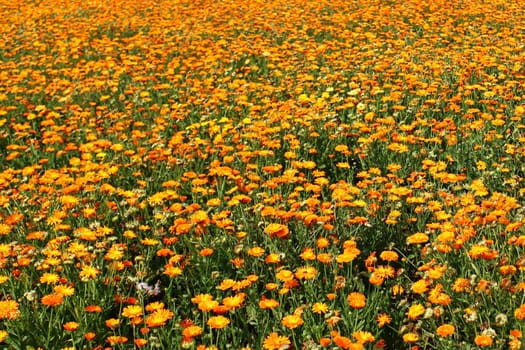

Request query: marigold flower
[
  {"left": 407, "top": 303, "right": 426, "bottom": 320},
  {"left": 183, "top": 325, "right": 202, "bottom": 338},
  {"left": 263, "top": 332, "right": 290, "bottom": 350},
  {"left": 145, "top": 308, "right": 174, "bottom": 327},
  {"left": 79, "top": 266, "right": 100, "bottom": 281},
  {"left": 353, "top": 330, "right": 375, "bottom": 344},
  {"left": 347, "top": 292, "right": 366, "bottom": 309},
  {"left": 312, "top": 302, "right": 329, "bottom": 314},
  {"left": 259, "top": 297, "right": 279, "bottom": 309},
  {"left": 407, "top": 233, "right": 429, "bottom": 244},
  {"left": 281, "top": 314, "right": 304, "bottom": 329},
  {"left": 436, "top": 324, "right": 455, "bottom": 337},
  {"left": 41, "top": 293, "right": 63, "bottom": 307},
  {"left": 63, "top": 322, "right": 79, "bottom": 331},
  {"left": 403, "top": 332, "right": 419, "bottom": 343},
  {"left": 122, "top": 305, "right": 143, "bottom": 318},
  {"left": 474, "top": 335, "right": 493, "bottom": 347},
  {"left": 0, "top": 330, "right": 8, "bottom": 343},
  {"left": 514, "top": 304, "right": 525, "bottom": 320},
  {"left": 0, "top": 300, "right": 19, "bottom": 320},
  {"left": 264, "top": 223, "right": 290, "bottom": 239},
  {"left": 377, "top": 313, "right": 391, "bottom": 327},
  {"left": 207, "top": 315, "right": 230, "bottom": 329}
]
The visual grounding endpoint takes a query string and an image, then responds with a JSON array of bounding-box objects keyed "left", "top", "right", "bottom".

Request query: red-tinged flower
[
  {"left": 63, "top": 322, "right": 79, "bottom": 331},
  {"left": 85, "top": 305, "right": 103, "bottom": 313}
]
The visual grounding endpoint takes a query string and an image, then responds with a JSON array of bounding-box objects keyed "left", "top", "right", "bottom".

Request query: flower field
[{"left": 1, "top": 0, "right": 525, "bottom": 348}]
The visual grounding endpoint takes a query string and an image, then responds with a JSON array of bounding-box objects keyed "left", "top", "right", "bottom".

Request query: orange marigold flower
[
  {"left": 436, "top": 324, "right": 455, "bottom": 337},
  {"left": 85, "top": 305, "right": 103, "bottom": 313},
  {"left": 379, "top": 250, "right": 399, "bottom": 262},
  {"left": 84, "top": 332, "right": 96, "bottom": 341},
  {"left": 207, "top": 315, "right": 230, "bottom": 329},
  {"left": 41, "top": 293, "right": 63, "bottom": 307},
  {"left": 347, "top": 292, "right": 366, "bottom": 309},
  {"left": 182, "top": 325, "right": 202, "bottom": 338},
  {"left": 259, "top": 297, "right": 279, "bottom": 309},
  {"left": 263, "top": 332, "right": 291, "bottom": 350},
  {"left": 107, "top": 335, "right": 128, "bottom": 345},
  {"left": 264, "top": 223, "right": 290, "bottom": 239},
  {"left": 474, "top": 335, "right": 493, "bottom": 347},
  {"left": 63, "top": 321, "right": 79, "bottom": 331},
  {"left": 514, "top": 304, "right": 525, "bottom": 320},
  {"left": 281, "top": 314, "right": 304, "bottom": 329},
  {"left": 333, "top": 335, "right": 353, "bottom": 349}
]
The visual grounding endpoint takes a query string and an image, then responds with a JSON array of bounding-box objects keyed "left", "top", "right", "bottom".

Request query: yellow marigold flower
[
  {"left": 281, "top": 314, "right": 303, "bottom": 329},
  {"left": 353, "top": 330, "right": 375, "bottom": 344},
  {"left": 377, "top": 313, "right": 392, "bottom": 327},
  {"left": 0, "top": 330, "right": 7, "bottom": 343},
  {"left": 403, "top": 332, "right": 419, "bottom": 343},
  {"left": 40, "top": 273, "right": 60, "bottom": 284},
  {"left": 207, "top": 315, "right": 230, "bottom": 329},
  {"left": 276, "top": 269, "right": 294, "bottom": 282},
  {"left": 198, "top": 299, "right": 219, "bottom": 312},
  {"left": 54, "top": 284, "right": 75, "bottom": 297},
  {"left": 122, "top": 305, "right": 143, "bottom": 318},
  {"left": 145, "top": 308, "right": 174, "bottom": 327},
  {"left": 79, "top": 266, "right": 100, "bottom": 281},
  {"left": 407, "top": 304, "right": 425, "bottom": 320},
  {"left": 299, "top": 248, "right": 316, "bottom": 260},
  {"left": 336, "top": 247, "right": 360, "bottom": 263},
  {"left": 145, "top": 302, "right": 165, "bottom": 313},
  {"left": 0, "top": 300, "right": 19, "bottom": 320},
  {"left": 263, "top": 332, "right": 290, "bottom": 350},
  {"left": 407, "top": 232, "right": 429, "bottom": 245},
  {"left": 411, "top": 279, "right": 429, "bottom": 294},
  {"left": 312, "top": 302, "right": 328, "bottom": 314},
  {"left": 295, "top": 266, "right": 317, "bottom": 280}
]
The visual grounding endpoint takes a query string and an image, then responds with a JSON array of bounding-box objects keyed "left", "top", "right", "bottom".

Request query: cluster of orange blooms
[{"left": 1, "top": 0, "right": 525, "bottom": 348}]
